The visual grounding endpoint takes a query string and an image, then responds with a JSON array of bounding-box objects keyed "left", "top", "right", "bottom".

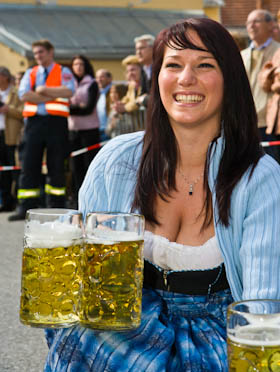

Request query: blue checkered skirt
[{"left": 44, "top": 288, "right": 233, "bottom": 372}]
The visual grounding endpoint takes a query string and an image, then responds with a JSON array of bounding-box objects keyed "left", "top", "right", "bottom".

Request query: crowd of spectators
[
  {"left": 1, "top": 9, "right": 280, "bottom": 219},
  {"left": 0, "top": 34, "right": 154, "bottom": 218}
]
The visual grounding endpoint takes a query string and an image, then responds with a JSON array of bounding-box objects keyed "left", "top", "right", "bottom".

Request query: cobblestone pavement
[{"left": 0, "top": 211, "right": 47, "bottom": 372}]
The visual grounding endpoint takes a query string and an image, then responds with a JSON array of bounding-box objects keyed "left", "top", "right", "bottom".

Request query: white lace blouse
[{"left": 144, "top": 231, "right": 224, "bottom": 271}]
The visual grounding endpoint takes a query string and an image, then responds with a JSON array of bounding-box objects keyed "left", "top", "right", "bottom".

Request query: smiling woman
[
  {"left": 43, "top": 18, "right": 280, "bottom": 372},
  {"left": 158, "top": 30, "right": 223, "bottom": 136}
]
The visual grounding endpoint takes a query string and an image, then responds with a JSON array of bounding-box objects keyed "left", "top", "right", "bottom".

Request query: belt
[{"left": 143, "top": 260, "right": 229, "bottom": 295}]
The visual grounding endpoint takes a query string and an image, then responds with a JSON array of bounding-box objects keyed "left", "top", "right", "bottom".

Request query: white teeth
[{"left": 175, "top": 94, "right": 203, "bottom": 103}]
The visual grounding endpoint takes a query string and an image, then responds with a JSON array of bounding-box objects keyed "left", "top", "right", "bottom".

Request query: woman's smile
[{"left": 173, "top": 92, "right": 205, "bottom": 104}]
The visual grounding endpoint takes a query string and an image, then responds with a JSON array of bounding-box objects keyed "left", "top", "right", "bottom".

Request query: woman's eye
[
  {"left": 198, "top": 63, "right": 214, "bottom": 68},
  {"left": 165, "top": 63, "right": 181, "bottom": 68}
]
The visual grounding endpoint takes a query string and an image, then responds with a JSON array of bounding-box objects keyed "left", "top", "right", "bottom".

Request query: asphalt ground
[{"left": 0, "top": 211, "right": 48, "bottom": 372}]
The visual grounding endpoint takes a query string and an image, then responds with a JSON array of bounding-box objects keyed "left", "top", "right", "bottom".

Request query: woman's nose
[{"left": 178, "top": 66, "right": 197, "bottom": 86}]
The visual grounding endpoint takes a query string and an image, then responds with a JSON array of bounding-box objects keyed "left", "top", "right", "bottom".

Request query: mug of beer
[
  {"left": 20, "top": 208, "right": 84, "bottom": 328},
  {"left": 80, "top": 212, "right": 145, "bottom": 330},
  {"left": 227, "top": 299, "right": 280, "bottom": 371}
]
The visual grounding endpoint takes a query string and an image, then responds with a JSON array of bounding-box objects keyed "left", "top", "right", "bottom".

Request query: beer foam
[
  {"left": 25, "top": 220, "right": 83, "bottom": 248},
  {"left": 228, "top": 325, "right": 280, "bottom": 346},
  {"left": 85, "top": 229, "right": 143, "bottom": 244}
]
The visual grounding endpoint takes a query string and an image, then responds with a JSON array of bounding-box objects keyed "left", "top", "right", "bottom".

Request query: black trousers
[
  {"left": 18, "top": 115, "right": 69, "bottom": 210},
  {"left": 68, "top": 128, "right": 100, "bottom": 201},
  {"left": 0, "top": 130, "right": 14, "bottom": 206}
]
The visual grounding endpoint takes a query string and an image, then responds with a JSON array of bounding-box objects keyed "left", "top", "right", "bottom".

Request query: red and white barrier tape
[
  {"left": 0, "top": 165, "right": 21, "bottom": 171},
  {"left": 0, "top": 140, "right": 109, "bottom": 171},
  {"left": 69, "top": 140, "right": 108, "bottom": 157},
  {"left": 0, "top": 139, "right": 279, "bottom": 171},
  {"left": 261, "top": 140, "right": 280, "bottom": 147}
]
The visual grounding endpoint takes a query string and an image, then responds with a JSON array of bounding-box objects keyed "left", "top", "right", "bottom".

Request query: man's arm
[
  {"left": 21, "top": 85, "right": 73, "bottom": 103},
  {"left": 21, "top": 91, "right": 52, "bottom": 103},
  {"left": 35, "top": 85, "right": 73, "bottom": 99},
  {"left": 37, "top": 66, "right": 75, "bottom": 98},
  {"left": 18, "top": 65, "right": 75, "bottom": 103},
  {"left": 70, "top": 80, "right": 99, "bottom": 116}
]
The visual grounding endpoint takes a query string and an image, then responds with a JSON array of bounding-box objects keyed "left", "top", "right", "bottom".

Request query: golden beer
[
  {"left": 20, "top": 242, "right": 83, "bottom": 327},
  {"left": 80, "top": 238, "right": 144, "bottom": 330},
  {"left": 20, "top": 209, "right": 84, "bottom": 328},
  {"left": 228, "top": 326, "right": 280, "bottom": 372}
]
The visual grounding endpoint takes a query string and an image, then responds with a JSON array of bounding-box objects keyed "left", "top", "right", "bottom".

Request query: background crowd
[{"left": 1, "top": 8, "right": 280, "bottom": 220}]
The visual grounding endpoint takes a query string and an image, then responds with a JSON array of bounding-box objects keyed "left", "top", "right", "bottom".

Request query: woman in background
[{"left": 68, "top": 55, "right": 100, "bottom": 208}]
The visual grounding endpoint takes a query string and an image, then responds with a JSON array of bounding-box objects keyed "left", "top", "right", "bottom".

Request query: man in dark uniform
[{"left": 9, "top": 39, "right": 75, "bottom": 221}]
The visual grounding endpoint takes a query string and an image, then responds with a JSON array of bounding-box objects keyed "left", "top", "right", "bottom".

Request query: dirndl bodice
[{"left": 44, "top": 232, "right": 233, "bottom": 372}]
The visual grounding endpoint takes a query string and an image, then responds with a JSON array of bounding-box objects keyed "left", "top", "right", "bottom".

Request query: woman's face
[
  {"left": 125, "top": 64, "right": 141, "bottom": 83},
  {"left": 158, "top": 30, "right": 224, "bottom": 134},
  {"left": 110, "top": 86, "right": 119, "bottom": 103},
  {"left": 72, "top": 58, "right": 85, "bottom": 78}
]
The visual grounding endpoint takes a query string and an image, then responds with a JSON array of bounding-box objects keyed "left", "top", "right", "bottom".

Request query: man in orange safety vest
[{"left": 9, "top": 39, "right": 75, "bottom": 221}]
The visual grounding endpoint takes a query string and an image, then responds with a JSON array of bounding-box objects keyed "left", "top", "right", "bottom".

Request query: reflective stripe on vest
[
  {"left": 23, "top": 104, "right": 37, "bottom": 114},
  {"left": 45, "top": 184, "right": 66, "bottom": 196},
  {"left": 45, "top": 103, "right": 70, "bottom": 115},
  {"left": 17, "top": 188, "right": 40, "bottom": 199},
  {"left": 23, "top": 63, "right": 70, "bottom": 118}
]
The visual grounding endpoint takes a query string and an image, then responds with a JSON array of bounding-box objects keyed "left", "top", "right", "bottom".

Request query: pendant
[{"left": 189, "top": 184, "right": 193, "bottom": 196}]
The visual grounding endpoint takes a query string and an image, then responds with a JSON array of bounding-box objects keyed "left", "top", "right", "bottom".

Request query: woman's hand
[
  {"left": 113, "top": 101, "right": 126, "bottom": 114},
  {"left": 258, "top": 61, "right": 276, "bottom": 92},
  {"left": 271, "top": 68, "right": 280, "bottom": 94},
  {"left": 35, "top": 85, "right": 47, "bottom": 95},
  {"left": 0, "top": 104, "right": 9, "bottom": 114}
]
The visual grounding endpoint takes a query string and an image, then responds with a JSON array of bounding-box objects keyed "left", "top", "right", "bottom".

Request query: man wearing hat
[
  {"left": 112, "top": 55, "right": 145, "bottom": 134},
  {"left": 114, "top": 55, "right": 143, "bottom": 114}
]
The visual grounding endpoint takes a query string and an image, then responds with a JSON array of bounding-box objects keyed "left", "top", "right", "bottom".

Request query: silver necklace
[{"left": 178, "top": 170, "right": 204, "bottom": 196}]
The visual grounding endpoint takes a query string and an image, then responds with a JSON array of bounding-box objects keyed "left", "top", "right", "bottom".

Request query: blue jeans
[{"left": 99, "top": 129, "right": 110, "bottom": 142}]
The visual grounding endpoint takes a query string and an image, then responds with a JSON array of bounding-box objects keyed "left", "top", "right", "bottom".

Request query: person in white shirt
[
  {"left": 241, "top": 9, "right": 280, "bottom": 161},
  {"left": 96, "top": 69, "right": 112, "bottom": 141},
  {"left": 134, "top": 34, "right": 155, "bottom": 107}
]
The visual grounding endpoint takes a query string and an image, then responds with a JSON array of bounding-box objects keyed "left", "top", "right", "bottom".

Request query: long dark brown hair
[
  {"left": 71, "top": 54, "right": 95, "bottom": 80},
  {"left": 132, "top": 18, "right": 263, "bottom": 227}
]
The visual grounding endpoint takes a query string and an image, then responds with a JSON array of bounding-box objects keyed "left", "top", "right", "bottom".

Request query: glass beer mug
[
  {"left": 227, "top": 300, "right": 280, "bottom": 372},
  {"left": 20, "top": 208, "right": 84, "bottom": 328},
  {"left": 80, "top": 212, "right": 145, "bottom": 330}
]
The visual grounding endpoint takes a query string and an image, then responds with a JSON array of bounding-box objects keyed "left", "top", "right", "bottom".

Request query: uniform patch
[{"left": 62, "top": 73, "right": 73, "bottom": 81}]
